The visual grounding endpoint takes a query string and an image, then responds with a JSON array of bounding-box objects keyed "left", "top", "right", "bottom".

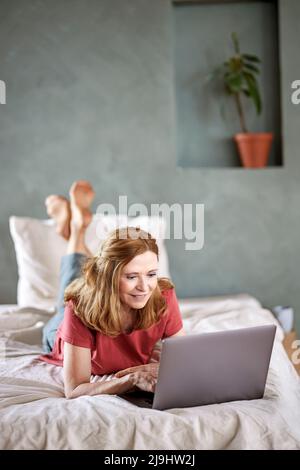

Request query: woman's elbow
[
  {"left": 64, "top": 382, "right": 82, "bottom": 399},
  {"left": 64, "top": 380, "right": 91, "bottom": 399},
  {"left": 64, "top": 388, "right": 75, "bottom": 399}
]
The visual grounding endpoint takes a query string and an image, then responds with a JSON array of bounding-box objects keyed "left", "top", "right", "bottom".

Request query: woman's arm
[{"left": 63, "top": 342, "right": 136, "bottom": 399}]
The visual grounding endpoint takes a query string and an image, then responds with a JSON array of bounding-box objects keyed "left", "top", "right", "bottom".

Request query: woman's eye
[{"left": 126, "top": 274, "right": 156, "bottom": 280}]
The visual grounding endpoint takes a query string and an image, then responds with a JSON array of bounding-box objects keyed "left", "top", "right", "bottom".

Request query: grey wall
[{"left": 1, "top": 0, "right": 300, "bottom": 333}]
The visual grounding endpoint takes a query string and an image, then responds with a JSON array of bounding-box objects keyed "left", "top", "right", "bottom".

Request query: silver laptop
[{"left": 120, "top": 325, "right": 276, "bottom": 410}]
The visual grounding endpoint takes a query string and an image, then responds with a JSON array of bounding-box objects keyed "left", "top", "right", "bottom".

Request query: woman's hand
[
  {"left": 115, "top": 363, "right": 159, "bottom": 393},
  {"left": 149, "top": 348, "right": 161, "bottom": 363},
  {"left": 132, "top": 371, "right": 157, "bottom": 393},
  {"left": 112, "top": 371, "right": 156, "bottom": 394},
  {"left": 115, "top": 363, "right": 159, "bottom": 379}
]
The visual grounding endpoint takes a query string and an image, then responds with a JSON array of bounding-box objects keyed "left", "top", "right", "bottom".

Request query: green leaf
[
  {"left": 231, "top": 32, "right": 240, "bottom": 54},
  {"left": 242, "top": 53, "right": 261, "bottom": 63},
  {"left": 208, "top": 32, "right": 263, "bottom": 125},
  {"left": 241, "top": 70, "right": 257, "bottom": 82},
  {"left": 224, "top": 61, "right": 235, "bottom": 74},
  {"left": 224, "top": 72, "right": 243, "bottom": 93},
  {"left": 229, "top": 56, "right": 243, "bottom": 73},
  {"left": 243, "top": 72, "right": 262, "bottom": 114},
  {"left": 244, "top": 63, "right": 260, "bottom": 74}
]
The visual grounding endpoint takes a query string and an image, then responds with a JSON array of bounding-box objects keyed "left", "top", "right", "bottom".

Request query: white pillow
[{"left": 9, "top": 215, "right": 170, "bottom": 310}]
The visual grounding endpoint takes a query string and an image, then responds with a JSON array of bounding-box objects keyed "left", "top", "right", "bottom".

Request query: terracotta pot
[{"left": 234, "top": 133, "right": 273, "bottom": 168}]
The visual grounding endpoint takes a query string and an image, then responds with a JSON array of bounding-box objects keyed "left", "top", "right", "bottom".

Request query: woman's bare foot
[
  {"left": 69, "top": 180, "right": 95, "bottom": 232},
  {"left": 66, "top": 181, "right": 95, "bottom": 256},
  {"left": 45, "top": 195, "right": 71, "bottom": 240}
]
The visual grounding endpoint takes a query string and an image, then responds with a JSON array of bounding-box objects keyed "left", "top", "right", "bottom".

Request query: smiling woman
[
  {"left": 38, "top": 181, "right": 185, "bottom": 399},
  {"left": 119, "top": 251, "right": 160, "bottom": 332}
]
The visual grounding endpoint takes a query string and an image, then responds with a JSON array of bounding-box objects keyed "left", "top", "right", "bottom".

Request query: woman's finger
[
  {"left": 115, "top": 368, "right": 134, "bottom": 378},
  {"left": 149, "top": 350, "right": 161, "bottom": 362},
  {"left": 115, "top": 363, "right": 158, "bottom": 378}
]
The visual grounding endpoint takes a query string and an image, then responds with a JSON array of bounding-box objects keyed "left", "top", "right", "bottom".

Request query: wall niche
[{"left": 173, "top": 0, "right": 282, "bottom": 168}]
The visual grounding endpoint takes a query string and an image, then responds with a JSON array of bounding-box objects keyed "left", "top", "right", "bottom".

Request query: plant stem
[{"left": 234, "top": 93, "right": 247, "bottom": 133}]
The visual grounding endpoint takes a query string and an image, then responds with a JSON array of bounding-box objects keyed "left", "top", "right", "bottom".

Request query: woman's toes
[
  {"left": 45, "top": 195, "right": 59, "bottom": 214},
  {"left": 69, "top": 181, "right": 95, "bottom": 231},
  {"left": 69, "top": 180, "right": 95, "bottom": 210},
  {"left": 45, "top": 195, "right": 71, "bottom": 240}
]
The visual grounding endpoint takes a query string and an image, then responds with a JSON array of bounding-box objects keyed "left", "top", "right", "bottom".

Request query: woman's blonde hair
[{"left": 64, "top": 226, "right": 174, "bottom": 337}]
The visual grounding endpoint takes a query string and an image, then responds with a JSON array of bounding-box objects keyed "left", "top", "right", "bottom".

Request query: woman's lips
[{"left": 130, "top": 294, "right": 148, "bottom": 298}]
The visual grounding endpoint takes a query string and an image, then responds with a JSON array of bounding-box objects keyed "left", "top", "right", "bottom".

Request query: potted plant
[{"left": 214, "top": 32, "right": 273, "bottom": 168}]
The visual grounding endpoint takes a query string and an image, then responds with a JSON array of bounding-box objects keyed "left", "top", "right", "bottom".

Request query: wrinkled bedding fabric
[{"left": 0, "top": 295, "right": 299, "bottom": 450}]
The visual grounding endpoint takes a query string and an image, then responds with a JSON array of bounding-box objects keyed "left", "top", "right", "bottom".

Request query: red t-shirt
[{"left": 39, "top": 288, "right": 183, "bottom": 375}]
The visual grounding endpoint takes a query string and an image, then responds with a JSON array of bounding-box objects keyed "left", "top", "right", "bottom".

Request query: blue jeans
[{"left": 42, "top": 253, "right": 87, "bottom": 352}]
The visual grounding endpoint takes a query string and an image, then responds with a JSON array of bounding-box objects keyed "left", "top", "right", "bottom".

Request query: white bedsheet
[{"left": 0, "top": 295, "right": 299, "bottom": 450}]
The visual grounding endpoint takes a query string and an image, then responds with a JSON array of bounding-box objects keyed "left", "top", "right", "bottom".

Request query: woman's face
[{"left": 119, "top": 250, "right": 158, "bottom": 312}]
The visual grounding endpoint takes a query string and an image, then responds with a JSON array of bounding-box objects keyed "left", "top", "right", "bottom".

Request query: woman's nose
[{"left": 136, "top": 276, "right": 147, "bottom": 291}]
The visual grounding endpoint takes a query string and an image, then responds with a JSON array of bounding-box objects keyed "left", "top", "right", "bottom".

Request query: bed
[
  {"left": 1, "top": 215, "right": 299, "bottom": 449},
  {"left": 0, "top": 294, "right": 299, "bottom": 450}
]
